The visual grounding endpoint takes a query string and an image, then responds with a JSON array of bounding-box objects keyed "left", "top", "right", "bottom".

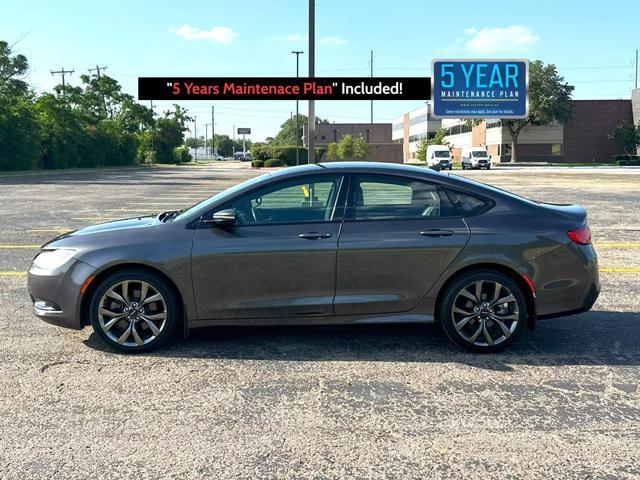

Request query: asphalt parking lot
[{"left": 1, "top": 163, "right": 639, "bottom": 479}]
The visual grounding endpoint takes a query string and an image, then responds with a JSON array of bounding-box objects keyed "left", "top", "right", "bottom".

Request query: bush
[
  {"left": 172, "top": 146, "right": 192, "bottom": 164},
  {"left": 615, "top": 154, "right": 640, "bottom": 166},
  {"left": 251, "top": 160, "right": 265, "bottom": 168},
  {"left": 264, "top": 158, "right": 283, "bottom": 167}
]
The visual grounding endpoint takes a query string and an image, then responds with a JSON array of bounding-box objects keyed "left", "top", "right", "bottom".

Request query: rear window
[{"left": 444, "top": 188, "right": 491, "bottom": 216}]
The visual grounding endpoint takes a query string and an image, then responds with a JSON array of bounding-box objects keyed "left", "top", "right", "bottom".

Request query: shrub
[
  {"left": 172, "top": 146, "right": 192, "bottom": 164},
  {"left": 251, "top": 159, "right": 265, "bottom": 168},
  {"left": 264, "top": 158, "right": 283, "bottom": 167}
]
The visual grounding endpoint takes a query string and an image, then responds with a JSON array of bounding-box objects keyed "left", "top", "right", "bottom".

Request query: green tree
[
  {"left": 612, "top": 121, "right": 640, "bottom": 154},
  {"left": 272, "top": 115, "right": 329, "bottom": 145},
  {"left": 153, "top": 105, "right": 191, "bottom": 163},
  {"left": 428, "top": 128, "right": 447, "bottom": 146},
  {"left": 0, "top": 95, "right": 41, "bottom": 170},
  {"left": 0, "top": 40, "right": 41, "bottom": 170},
  {"left": 336, "top": 134, "right": 355, "bottom": 160},
  {"left": 185, "top": 137, "right": 205, "bottom": 148},
  {"left": 416, "top": 138, "right": 428, "bottom": 163},
  {"left": 503, "top": 60, "right": 574, "bottom": 162},
  {"left": 326, "top": 142, "right": 338, "bottom": 161},
  {"left": 353, "top": 135, "right": 369, "bottom": 160},
  {"left": 0, "top": 40, "right": 29, "bottom": 96}
]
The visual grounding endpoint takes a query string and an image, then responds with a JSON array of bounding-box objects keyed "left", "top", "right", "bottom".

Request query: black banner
[{"left": 138, "top": 77, "right": 431, "bottom": 101}]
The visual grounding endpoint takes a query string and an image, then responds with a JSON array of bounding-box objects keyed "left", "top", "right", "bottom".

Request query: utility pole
[
  {"left": 50, "top": 67, "right": 74, "bottom": 94},
  {"left": 150, "top": 100, "right": 156, "bottom": 164},
  {"left": 194, "top": 116, "right": 198, "bottom": 163},
  {"left": 635, "top": 48, "right": 638, "bottom": 89},
  {"left": 292, "top": 50, "right": 304, "bottom": 166},
  {"left": 89, "top": 65, "right": 108, "bottom": 117},
  {"left": 211, "top": 106, "right": 216, "bottom": 156},
  {"left": 88, "top": 65, "right": 107, "bottom": 77},
  {"left": 308, "top": 0, "right": 316, "bottom": 164},
  {"left": 204, "top": 123, "right": 210, "bottom": 157},
  {"left": 370, "top": 50, "right": 374, "bottom": 124}
]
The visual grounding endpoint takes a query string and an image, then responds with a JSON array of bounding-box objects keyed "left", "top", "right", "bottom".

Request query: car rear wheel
[
  {"left": 440, "top": 270, "right": 526, "bottom": 353},
  {"left": 89, "top": 269, "right": 179, "bottom": 353}
]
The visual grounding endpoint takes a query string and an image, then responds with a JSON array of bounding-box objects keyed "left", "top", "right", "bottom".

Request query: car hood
[{"left": 43, "top": 215, "right": 159, "bottom": 247}]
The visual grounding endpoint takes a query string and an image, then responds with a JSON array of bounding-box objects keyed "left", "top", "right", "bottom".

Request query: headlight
[{"left": 32, "top": 249, "right": 77, "bottom": 270}]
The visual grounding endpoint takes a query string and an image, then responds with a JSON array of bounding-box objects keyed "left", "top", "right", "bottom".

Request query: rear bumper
[
  {"left": 533, "top": 243, "right": 600, "bottom": 319},
  {"left": 27, "top": 259, "right": 96, "bottom": 330}
]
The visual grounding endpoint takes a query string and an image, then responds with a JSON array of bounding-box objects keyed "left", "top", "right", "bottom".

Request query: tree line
[{"left": 0, "top": 40, "right": 192, "bottom": 171}]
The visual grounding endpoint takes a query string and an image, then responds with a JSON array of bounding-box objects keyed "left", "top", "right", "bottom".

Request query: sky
[{"left": 2, "top": 0, "right": 639, "bottom": 141}]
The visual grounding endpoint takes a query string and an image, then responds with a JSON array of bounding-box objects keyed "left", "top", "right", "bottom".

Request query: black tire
[
  {"left": 439, "top": 270, "right": 526, "bottom": 353},
  {"left": 89, "top": 269, "right": 179, "bottom": 353}
]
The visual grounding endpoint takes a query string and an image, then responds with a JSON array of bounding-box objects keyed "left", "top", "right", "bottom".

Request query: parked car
[
  {"left": 28, "top": 162, "right": 599, "bottom": 354},
  {"left": 461, "top": 147, "right": 491, "bottom": 170},
  {"left": 426, "top": 145, "right": 453, "bottom": 170},
  {"left": 233, "top": 152, "right": 251, "bottom": 161}
]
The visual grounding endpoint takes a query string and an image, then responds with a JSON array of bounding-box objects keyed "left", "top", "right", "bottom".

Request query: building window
[
  {"left": 502, "top": 144, "right": 512, "bottom": 156},
  {"left": 321, "top": 135, "right": 326, "bottom": 140},
  {"left": 393, "top": 122, "right": 403, "bottom": 132},
  {"left": 551, "top": 144, "right": 562, "bottom": 156},
  {"left": 486, "top": 119, "right": 502, "bottom": 129}
]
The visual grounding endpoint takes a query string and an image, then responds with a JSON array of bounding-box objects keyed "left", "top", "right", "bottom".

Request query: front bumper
[{"left": 27, "top": 258, "right": 97, "bottom": 330}]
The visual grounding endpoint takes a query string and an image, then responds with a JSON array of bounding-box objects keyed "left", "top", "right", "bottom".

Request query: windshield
[
  {"left": 174, "top": 172, "right": 270, "bottom": 220},
  {"left": 434, "top": 151, "right": 450, "bottom": 158},
  {"left": 472, "top": 151, "right": 489, "bottom": 158}
]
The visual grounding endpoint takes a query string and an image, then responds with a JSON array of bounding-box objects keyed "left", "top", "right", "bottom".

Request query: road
[{"left": 0, "top": 163, "right": 639, "bottom": 479}]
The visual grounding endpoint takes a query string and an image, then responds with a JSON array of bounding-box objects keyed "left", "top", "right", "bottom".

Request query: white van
[
  {"left": 461, "top": 147, "right": 491, "bottom": 170},
  {"left": 426, "top": 145, "right": 452, "bottom": 170}
]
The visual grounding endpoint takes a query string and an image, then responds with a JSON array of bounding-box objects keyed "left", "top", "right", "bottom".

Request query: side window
[
  {"left": 349, "top": 175, "right": 452, "bottom": 221},
  {"left": 226, "top": 175, "right": 343, "bottom": 225},
  {"left": 444, "top": 188, "right": 491, "bottom": 216}
]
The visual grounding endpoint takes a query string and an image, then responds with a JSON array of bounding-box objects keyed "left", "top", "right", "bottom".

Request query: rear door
[{"left": 334, "top": 173, "right": 470, "bottom": 315}]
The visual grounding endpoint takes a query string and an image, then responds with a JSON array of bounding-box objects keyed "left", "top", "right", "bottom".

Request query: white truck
[
  {"left": 461, "top": 147, "right": 491, "bottom": 170},
  {"left": 426, "top": 145, "right": 453, "bottom": 170}
]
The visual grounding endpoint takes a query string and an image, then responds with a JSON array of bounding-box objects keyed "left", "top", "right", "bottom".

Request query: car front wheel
[
  {"left": 440, "top": 270, "right": 526, "bottom": 353},
  {"left": 89, "top": 269, "right": 179, "bottom": 353}
]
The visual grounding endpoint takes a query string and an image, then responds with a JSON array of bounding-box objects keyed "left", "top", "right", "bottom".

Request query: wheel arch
[
  {"left": 79, "top": 262, "right": 186, "bottom": 331},
  {"left": 434, "top": 262, "right": 537, "bottom": 329}
]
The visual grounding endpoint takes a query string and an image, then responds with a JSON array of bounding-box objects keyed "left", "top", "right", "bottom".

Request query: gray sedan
[{"left": 28, "top": 162, "right": 600, "bottom": 353}]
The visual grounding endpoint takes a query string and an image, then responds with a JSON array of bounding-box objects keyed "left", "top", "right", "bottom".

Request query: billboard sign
[
  {"left": 237, "top": 128, "right": 251, "bottom": 135},
  {"left": 432, "top": 59, "right": 528, "bottom": 118}
]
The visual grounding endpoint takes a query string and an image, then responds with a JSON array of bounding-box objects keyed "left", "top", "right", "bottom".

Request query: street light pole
[
  {"left": 292, "top": 50, "right": 304, "bottom": 165},
  {"left": 308, "top": 0, "right": 316, "bottom": 164}
]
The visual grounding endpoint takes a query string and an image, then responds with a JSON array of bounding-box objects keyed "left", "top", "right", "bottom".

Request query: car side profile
[{"left": 28, "top": 162, "right": 600, "bottom": 353}]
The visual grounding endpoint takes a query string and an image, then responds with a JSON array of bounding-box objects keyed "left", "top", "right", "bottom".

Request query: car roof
[{"left": 268, "top": 161, "right": 447, "bottom": 179}]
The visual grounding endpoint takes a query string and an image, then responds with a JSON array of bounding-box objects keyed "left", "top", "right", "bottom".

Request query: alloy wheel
[
  {"left": 97, "top": 280, "right": 168, "bottom": 347},
  {"left": 451, "top": 280, "right": 519, "bottom": 347}
]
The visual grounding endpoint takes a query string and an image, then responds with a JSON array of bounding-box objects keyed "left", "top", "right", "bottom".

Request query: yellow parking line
[
  {"left": 0, "top": 245, "right": 40, "bottom": 249},
  {"left": 0, "top": 271, "right": 27, "bottom": 276},
  {"left": 594, "top": 243, "right": 640, "bottom": 247},
  {"left": 600, "top": 267, "right": 640, "bottom": 272}
]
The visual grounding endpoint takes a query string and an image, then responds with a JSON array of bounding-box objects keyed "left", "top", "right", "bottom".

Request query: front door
[
  {"left": 191, "top": 173, "right": 345, "bottom": 320},
  {"left": 334, "top": 173, "right": 470, "bottom": 315}
]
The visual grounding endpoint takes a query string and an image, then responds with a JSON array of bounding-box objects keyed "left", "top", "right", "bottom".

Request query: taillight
[{"left": 567, "top": 225, "right": 591, "bottom": 245}]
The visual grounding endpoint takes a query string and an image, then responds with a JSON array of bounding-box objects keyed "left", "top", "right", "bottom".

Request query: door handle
[
  {"left": 298, "top": 232, "right": 333, "bottom": 240},
  {"left": 419, "top": 229, "right": 454, "bottom": 237}
]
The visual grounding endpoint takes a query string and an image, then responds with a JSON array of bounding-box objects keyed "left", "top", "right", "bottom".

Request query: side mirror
[{"left": 206, "top": 208, "right": 237, "bottom": 225}]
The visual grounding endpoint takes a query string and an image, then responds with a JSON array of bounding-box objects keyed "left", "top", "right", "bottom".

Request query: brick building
[
  {"left": 303, "top": 123, "right": 403, "bottom": 163},
  {"left": 392, "top": 93, "right": 639, "bottom": 163}
]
